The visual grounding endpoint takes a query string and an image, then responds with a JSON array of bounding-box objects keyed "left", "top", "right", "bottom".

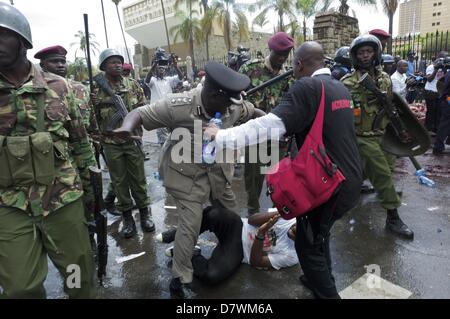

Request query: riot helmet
[
  {"left": 98, "top": 48, "right": 124, "bottom": 71},
  {"left": 334, "top": 46, "right": 351, "bottom": 68},
  {"left": 0, "top": 2, "right": 33, "bottom": 48},
  {"left": 349, "top": 34, "right": 383, "bottom": 68}
]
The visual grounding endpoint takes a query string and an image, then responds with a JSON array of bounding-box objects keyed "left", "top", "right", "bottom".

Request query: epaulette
[{"left": 168, "top": 93, "right": 193, "bottom": 106}]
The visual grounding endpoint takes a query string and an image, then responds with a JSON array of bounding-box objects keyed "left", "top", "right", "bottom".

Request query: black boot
[
  {"left": 104, "top": 190, "right": 120, "bottom": 216},
  {"left": 386, "top": 209, "right": 414, "bottom": 240},
  {"left": 169, "top": 277, "right": 196, "bottom": 299},
  {"left": 139, "top": 207, "right": 155, "bottom": 233},
  {"left": 121, "top": 210, "right": 136, "bottom": 238}
]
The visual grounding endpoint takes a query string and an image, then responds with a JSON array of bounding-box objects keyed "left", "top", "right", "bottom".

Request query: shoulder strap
[
  {"left": 36, "top": 94, "right": 46, "bottom": 132},
  {"left": 308, "top": 81, "right": 326, "bottom": 141}
]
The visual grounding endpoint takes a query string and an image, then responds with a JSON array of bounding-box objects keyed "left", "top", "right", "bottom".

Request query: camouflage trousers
[
  {"left": 0, "top": 198, "right": 96, "bottom": 298},
  {"left": 357, "top": 136, "right": 400, "bottom": 210},
  {"left": 103, "top": 142, "right": 150, "bottom": 212}
]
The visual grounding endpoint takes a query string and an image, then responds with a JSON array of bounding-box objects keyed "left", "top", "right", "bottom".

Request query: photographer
[
  {"left": 145, "top": 49, "right": 183, "bottom": 144},
  {"left": 424, "top": 51, "right": 448, "bottom": 134},
  {"left": 433, "top": 57, "right": 450, "bottom": 155}
]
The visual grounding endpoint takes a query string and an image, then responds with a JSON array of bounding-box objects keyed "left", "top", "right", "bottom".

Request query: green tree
[
  {"left": 245, "top": 0, "right": 296, "bottom": 32},
  {"left": 381, "top": 0, "right": 398, "bottom": 54},
  {"left": 67, "top": 57, "right": 88, "bottom": 82},
  {"left": 199, "top": 0, "right": 215, "bottom": 60},
  {"left": 174, "top": 0, "right": 199, "bottom": 65},
  {"left": 211, "top": 0, "right": 249, "bottom": 51},
  {"left": 70, "top": 30, "right": 100, "bottom": 61},
  {"left": 321, "top": 0, "right": 376, "bottom": 15},
  {"left": 296, "top": 0, "right": 319, "bottom": 42},
  {"left": 170, "top": 9, "right": 201, "bottom": 66},
  {"left": 233, "top": 9, "right": 250, "bottom": 43}
]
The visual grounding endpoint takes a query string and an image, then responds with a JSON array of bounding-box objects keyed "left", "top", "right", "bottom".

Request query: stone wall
[{"left": 313, "top": 12, "right": 360, "bottom": 57}]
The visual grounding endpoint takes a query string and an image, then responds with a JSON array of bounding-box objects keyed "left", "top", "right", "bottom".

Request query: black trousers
[
  {"left": 192, "top": 206, "right": 243, "bottom": 285},
  {"left": 425, "top": 90, "right": 441, "bottom": 132},
  {"left": 295, "top": 195, "right": 341, "bottom": 299},
  {"left": 434, "top": 99, "right": 450, "bottom": 151}
]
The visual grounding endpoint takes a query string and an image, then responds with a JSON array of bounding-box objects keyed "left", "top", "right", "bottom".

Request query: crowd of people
[{"left": 0, "top": 2, "right": 449, "bottom": 300}]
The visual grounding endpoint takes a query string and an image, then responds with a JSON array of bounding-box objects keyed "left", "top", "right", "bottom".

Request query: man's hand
[
  {"left": 110, "top": 128, "right": 140, "bottom": 140},
  {"left": 257, "top": 214, "right": 279, "bottom": 237},
  {"left": 203, "top": 123, "right": 220, "bottom": 140}
]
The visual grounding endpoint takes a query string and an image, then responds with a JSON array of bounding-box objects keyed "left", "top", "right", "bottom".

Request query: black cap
[{"left": 205, "top": 61, "right": 250, "bottom": 96}]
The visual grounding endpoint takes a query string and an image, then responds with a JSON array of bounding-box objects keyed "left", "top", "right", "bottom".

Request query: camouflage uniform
[
  {"left": 0, "top": 64, "right": 96, "bottom": 298},
  {"left": 91, "top": 75, "right": 149, "bottom": 213},
  {"left": 239, "top": 57, "right": 291, "bottom": 213},
  {"left": 341, "top": 69, "right": 400, "bottom": 210},
  {"left": 67, "top": 79, "right": 97, "bottom": 219}
]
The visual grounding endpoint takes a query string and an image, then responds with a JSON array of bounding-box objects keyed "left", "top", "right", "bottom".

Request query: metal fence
[{"left": 392, "top": 30, "right": 449, "bottom": 61}]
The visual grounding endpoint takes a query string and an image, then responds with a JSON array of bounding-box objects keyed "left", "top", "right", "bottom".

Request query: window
[
  {"left": 432, "top": 23, "right": 436, "bottom": 26},
  {"left": 433, "top": 13, "right": 436, "bottom": 16},
  {"left": 438, "top": 2, "right": 442, "bottom": 5},
  {"left": 438, "top": 12, "right": 441, "bottom": 16},
  {"left": 437, "top": 22, "right": 440, "bottom": 26},
  {"left": 433, "top": 3, "right": 437, "bottom": 6}
]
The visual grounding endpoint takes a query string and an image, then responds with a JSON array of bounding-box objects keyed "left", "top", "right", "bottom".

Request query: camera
[{"left": 227, "top": 46, "right": 250, "bottom": 71}]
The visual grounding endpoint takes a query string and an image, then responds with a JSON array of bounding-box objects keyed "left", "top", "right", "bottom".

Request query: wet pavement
[{"left": 44, "top": 130, "right": 450, "bottom": 299}]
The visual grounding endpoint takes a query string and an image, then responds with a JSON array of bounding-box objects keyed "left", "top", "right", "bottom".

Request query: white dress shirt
[{"left": 390, "top": 71, "right": 407, "bottom": 100}]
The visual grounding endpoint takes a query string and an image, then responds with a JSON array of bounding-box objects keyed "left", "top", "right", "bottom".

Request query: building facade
[
  {"left": 398, "top": 0, "right": 422, "bottom": 36},
  {"left": 398, "top": 0, "right": 449, "bottom": 36}
]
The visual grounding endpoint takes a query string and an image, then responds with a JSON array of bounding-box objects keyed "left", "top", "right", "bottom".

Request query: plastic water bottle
[
  {"left": 202, "top": 112, "right": 223, "bottom": 164},
  {"left": 415, "top": 169, "right": 436, "bottom": 188}
]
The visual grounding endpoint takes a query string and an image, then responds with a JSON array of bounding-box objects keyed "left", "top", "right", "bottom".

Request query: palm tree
[
  {"left": 245, "top": 0, "right": 296, "bottom": 32},
  {"left": 170, "top": 10, "right": 201, "bottom": 66},
  {"left": 71, "top": 31, "right": 100, "bottom": 61},
  {"left": 252, "top": 11, "right": 269, "bottom": 31},
  {"left": 233, "top": 9, "right": 250, "bottom": 43},
  {"left": 296, "top": 0, "right": 318, "bottom": 42},
  {"left": 381, "top": 0, "right": 398, "bottom": 54},
  {"left": 174, "top": 0, "right": 199, "bottom": 65},
  {"left": 211, "top": 0, "right": 249, "bottom": 51},
  {"left": 199, "top": 6, "right": 216, "bottom": 60},
  {"left": 67, "top": 57, "right": 89, "bottom": 82},
  {"left": 320, "top": 0, "right": 376, "bottom": 15}
]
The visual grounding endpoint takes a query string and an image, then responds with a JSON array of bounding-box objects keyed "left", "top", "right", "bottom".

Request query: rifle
[
  {"left": 89, "top": 166, "right": 108, "bottom": 284},
  {"left": 93, "top": 73, "right": 144, "bottom": 155},
  {"left": 358, "top": 72, "right": 436, "bottom": 188},
  {"left": 245, "top": 69, "right": 293, "bottom": 97},
  {"left": 358, "top": 73, "right": 412, "bottom": 144},
  {"left": 84, "top": 13, "right": 104, "bottom": 170}
]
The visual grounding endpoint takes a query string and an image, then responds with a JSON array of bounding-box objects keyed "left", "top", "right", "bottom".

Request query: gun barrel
[{"left": 245, "top": 69, "right": 293, "bottom": 97}]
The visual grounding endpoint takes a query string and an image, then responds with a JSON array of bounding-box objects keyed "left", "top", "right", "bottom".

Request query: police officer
[
  {"left": 0, "top": 3, "right": 96, "bottom": 298},
  {"left": 239, "top": 32, "right": 294, "bottom": 215},
  {"left": 91, "top": 49, "right": 154, "bottom": 238},
  {"left": 331, "top": 46, "right": 352, "bottom": 80},
  {"left": 341, "top": 35, "right": 414, "bottom": 239},
  {"left": 114, "top": 61, "right": 261, "bottom": 298}
]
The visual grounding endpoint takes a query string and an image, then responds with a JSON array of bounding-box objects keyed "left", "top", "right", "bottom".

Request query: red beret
[
  {"left": 369, "top": 29, "right": 391, "bottom": 39},
  {"left": 34, "top": 45, "right": 67, "bottom": 60},
  {"left": 268, "top": 32, "right": 294, "bottom": 52},
  {"left": 123, "top": 63, "right": 132, "bottom": 71},
  {"left": 197, "top": 70, "right": 206, "bottom": 77}
]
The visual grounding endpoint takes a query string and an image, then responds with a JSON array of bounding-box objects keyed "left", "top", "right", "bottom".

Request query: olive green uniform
[
  {"left": 342, "top": 69, "right": 400, "bottom": 210},
  {"left": 91, "top": 75, "right": 149, "bottom": 212},
  {"left": 0, "top": 65, "right": 96, "bottom": 298},
  {"left": 138, "top": 86, "right": 255, "bottom": 283},
  {"left": 239, "top": 57, "right": 291, "bottom": 213}
]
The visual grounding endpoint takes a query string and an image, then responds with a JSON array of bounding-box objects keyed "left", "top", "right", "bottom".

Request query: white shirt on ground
[
  {"left": 391, "top": 71, "right": 408, "bottom": 100},
  {"left": 147, "top": 75, "right": 181, "bottom": 104},
  {"left": 241, "top": 217, "right": 299, "bottom": 269}
]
